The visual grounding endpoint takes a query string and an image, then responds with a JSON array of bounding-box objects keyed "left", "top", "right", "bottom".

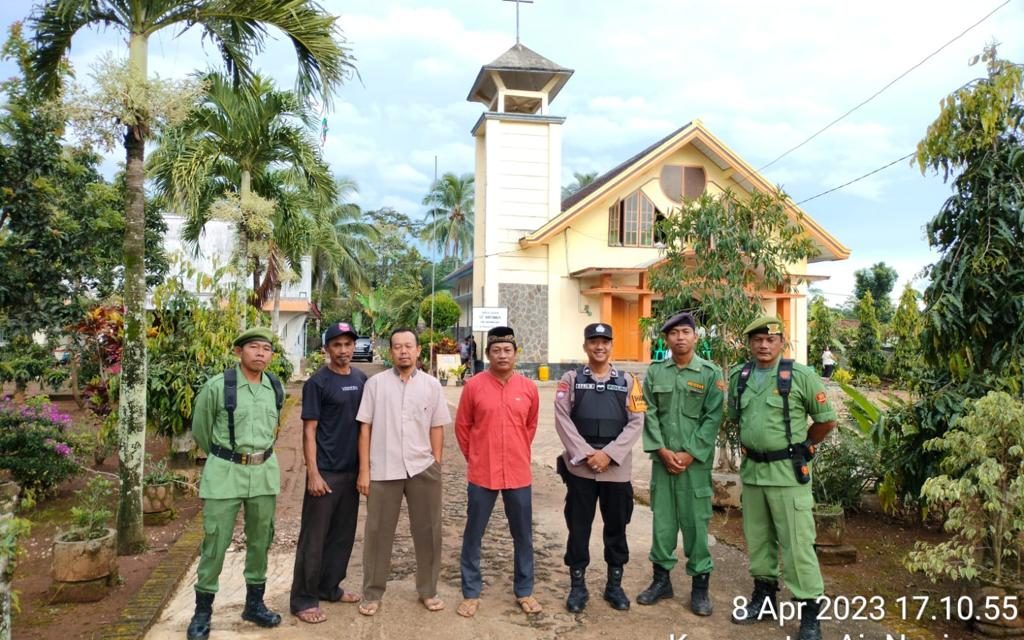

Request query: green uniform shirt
[
  {"left": 642, "top": 355, "right": 724, "bottom": 465},
  {"left": 728, "top": 358, "right": 838, "bottom": 487},
  {"left": 193, "top": 366, "right": 281, "bottom": 499}
]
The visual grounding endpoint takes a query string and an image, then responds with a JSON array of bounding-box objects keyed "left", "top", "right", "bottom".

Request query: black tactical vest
[{"left": 570, "top": 367, "right": 629, "bottom": 448}]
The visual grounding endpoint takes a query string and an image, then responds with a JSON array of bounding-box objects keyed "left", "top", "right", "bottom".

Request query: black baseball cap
[{"left": 323, "top": 321, "right": 358, "bottom": 343}]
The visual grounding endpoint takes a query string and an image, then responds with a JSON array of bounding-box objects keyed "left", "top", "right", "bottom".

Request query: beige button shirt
[{"left": 356, "top": 368, "right": 452, "bottom": 481}]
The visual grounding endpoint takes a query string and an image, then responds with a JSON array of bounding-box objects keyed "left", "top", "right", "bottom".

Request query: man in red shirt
[{"left": 454, "top": 326, "right": 541, "bottom": 618}]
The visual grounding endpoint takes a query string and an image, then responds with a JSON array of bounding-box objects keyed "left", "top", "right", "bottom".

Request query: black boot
[
  {"left": 603, "top": 565, "right": 630, "bottom": 610},
  {"left": 797, "top": 598, "right": 823, "bottom": 640},
  {"left": 241, "top": 583, "right": 282, "bottom": 628},
  {"left": 186, "top": 590, "right": 214, "bottom": 640},
  {"left": 730, "top": 578, "right": 778, "bottom": 624},
  {"left": 690, "top": 573, "right": 713, "bottom": 616},
  {"left": 565, "top": 567, "right": 589, "bottom": 613},
  {"left": 636, "top": 563, "right": 673, "bottom": 605}
]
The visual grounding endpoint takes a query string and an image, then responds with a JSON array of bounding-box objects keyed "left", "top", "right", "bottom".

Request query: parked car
[{"left": 353, "top": 336, "right": 374, "bottom": 362}]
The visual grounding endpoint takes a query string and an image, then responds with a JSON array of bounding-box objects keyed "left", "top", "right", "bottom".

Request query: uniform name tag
[
  {"left": 576, "top": 383, "right": 596, "bottom": 390},
  {"left": 606, "top": 384, "right": 629, "bottom": 393},
  {"left": 686, "top": 381, "right": 705, "bottom": 391}
]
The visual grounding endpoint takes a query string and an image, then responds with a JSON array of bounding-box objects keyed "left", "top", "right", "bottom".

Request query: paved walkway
[{"left": 146, "top": 376, "right": 899, "bottom": 640}]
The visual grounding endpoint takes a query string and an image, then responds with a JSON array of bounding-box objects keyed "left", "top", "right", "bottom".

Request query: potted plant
[
  {"left": 453, "top": 364, "right": 468, "bottom": 386},
  {"left": 811, "top": 428, "right": 882, "bottom": 546},
  {"left": 142, "top": 457, "right": 177, "bottom": 515},
  {"left": 905, "top": 391, "right": 1024, "bottom": 636},
  {"left": 51, "top": 476, "right": 117, "bottom": 600}
]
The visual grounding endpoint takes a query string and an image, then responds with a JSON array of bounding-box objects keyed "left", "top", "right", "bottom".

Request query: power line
[
  {"left": 795, "top": 152, "right": 915, "bottom": 205},
  {"left": 758, "top": 0, "right": 1012, "bottom": 172}
]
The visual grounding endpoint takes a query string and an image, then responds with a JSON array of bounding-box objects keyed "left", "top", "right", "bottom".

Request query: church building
[{"left": 446, "top": 41, "right": 850, "bottom": 371}]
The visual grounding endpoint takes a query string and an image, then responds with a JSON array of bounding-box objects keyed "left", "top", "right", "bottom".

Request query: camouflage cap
[
  {"left": 233, "top": 327, "right": 275, "bottom": 348},
  {"left": 743, "top": 315, "right": 785, "bottom": 337}
]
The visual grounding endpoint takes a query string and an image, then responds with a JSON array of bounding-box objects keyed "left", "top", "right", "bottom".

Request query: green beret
[
  {"left": 743, "top": 315, "right": 785, "bottom": 337},
  {"left": 233, "top": 327, "right": 275, "bottom": 348}
]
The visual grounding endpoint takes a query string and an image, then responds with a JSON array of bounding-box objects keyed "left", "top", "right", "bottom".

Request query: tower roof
[{"left": 467, "top": 43, "right": 574, "bottom": 106}]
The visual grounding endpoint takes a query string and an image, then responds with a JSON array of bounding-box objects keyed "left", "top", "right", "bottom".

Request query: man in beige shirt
[{"left": 355, "top": 328, "right": 452, "bottom": 616}]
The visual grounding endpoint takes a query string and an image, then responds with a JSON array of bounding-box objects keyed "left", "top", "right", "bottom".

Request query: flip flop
[
  {"left": 420, "top": 595, "right": 445, "bottom": 612},
  {"left": 457, "top": 598, "right": 480, "bottom": 618},
  {"left": 294, "top": 607, "right": 327, "bottom": 624},
  {"left": 516, "top": 595, "right": 543, "bottom": 614},
  {"left": 358, "top": 600, "right": 380, "bottom": 616}
]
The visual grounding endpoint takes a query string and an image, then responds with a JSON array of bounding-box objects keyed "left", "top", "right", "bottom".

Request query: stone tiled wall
[{"left": 499, "top": 283, "right": 548, "bottom": 363}]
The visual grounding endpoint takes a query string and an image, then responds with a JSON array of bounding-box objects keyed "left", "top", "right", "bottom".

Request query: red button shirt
[{"left": 455, "top": 370, "right": 539, "bottom": 490}]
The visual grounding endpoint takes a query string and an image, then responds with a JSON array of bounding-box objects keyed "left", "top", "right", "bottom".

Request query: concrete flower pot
[
  {"left": 970, "top": 579, "right": 1024, "bottom": 636},
  {"left": 51, "top": 527, "right": 117, "bottom": 583},
  {"left": 142, "top": 483, "right": 175, "bottom": 514},
  {"left": 813, "top": 504, "right": 845, "bottom": 547}
]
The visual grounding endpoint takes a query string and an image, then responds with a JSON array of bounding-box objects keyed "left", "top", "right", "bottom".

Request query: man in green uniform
[
  {"left": 187, "top": 328, "right": 284, "bottom": 640},
  {"left": 728, "top": 316, "right": 837, "bottom": 640},
  {"left": 638, "top": 311, "right": 724, "bottom": 616}
]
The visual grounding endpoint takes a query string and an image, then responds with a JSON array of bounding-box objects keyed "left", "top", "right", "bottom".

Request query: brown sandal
[
  {"left": 295, "top": 607, "right": 327, "bottom": 624},
  {"left": 457, "top": 598, "right": 480, "bottom": 618},
  {"left": 516, "top": 595, "right": 542, "bottom": 614}
]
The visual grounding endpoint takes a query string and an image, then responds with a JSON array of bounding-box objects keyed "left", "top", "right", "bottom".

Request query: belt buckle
[
  {"left": 248, "top": 451, "right": 265, "bottom": 465},
  {"left": 239, "top": 452, "right": 249, "bottom": 465}
]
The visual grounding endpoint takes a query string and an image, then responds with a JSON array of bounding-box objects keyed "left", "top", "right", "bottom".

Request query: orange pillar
[{"left": 639, "top": 273, "right": 652, "bottom": 362}]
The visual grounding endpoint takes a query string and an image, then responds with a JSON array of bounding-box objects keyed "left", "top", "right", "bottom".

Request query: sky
[{"left": 2, "top": 0, "right": 1023, "bottom": 306}]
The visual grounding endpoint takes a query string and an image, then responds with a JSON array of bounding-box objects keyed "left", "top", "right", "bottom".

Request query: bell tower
[{"left": 467, "top": 43, "right": 573, "bottom": 330}]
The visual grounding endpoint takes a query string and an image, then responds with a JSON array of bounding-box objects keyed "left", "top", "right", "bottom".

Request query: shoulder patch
[
  {"left": 815, "top": 391, "right": 827, "bottom": 404},
  {"left": 716, "top": 379, "right": 727, "bottom": 391},
  {"left": 557, "top": 380, "right": 570, "bottom": 392}
]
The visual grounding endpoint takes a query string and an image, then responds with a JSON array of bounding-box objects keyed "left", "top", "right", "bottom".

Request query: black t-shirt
[{"left": 301, "top": 366, "right": 367, "bottom": 473}]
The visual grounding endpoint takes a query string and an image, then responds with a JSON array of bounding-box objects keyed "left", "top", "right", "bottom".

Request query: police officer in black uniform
[{"left": 553, "top": 323, "right": 646, "bottom": 612}]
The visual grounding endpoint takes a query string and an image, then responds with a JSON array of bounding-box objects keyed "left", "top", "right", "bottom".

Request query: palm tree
[
  {"left": 310, "top": 178, "right": 378, "bottom": 305},
  {"left": 421, "top": 172, "right": 474, "bottom": 261},
  {"left": 149, "top": 71, "right": 336, "bottom": 290},
  {"left": 562, "top": 170, "right": 599, "bottom": 199},
  {"left": 30, "top": 0, "right": 354, "bottom": 554}
]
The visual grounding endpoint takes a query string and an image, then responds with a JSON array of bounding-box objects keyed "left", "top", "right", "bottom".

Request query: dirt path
[{"left": 146, "top": 371, "right": 903, "bottom": 640}]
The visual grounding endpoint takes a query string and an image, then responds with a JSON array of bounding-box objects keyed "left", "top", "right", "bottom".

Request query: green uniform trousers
[
  {"left": 196, "top": 494, "right": 277, "bottom": 593},
  {"left": 648, "top": 463, "right": 714, "bottom": 576},
  {"left": 741, "top": 484, "right": 823, "bottom": 599}
]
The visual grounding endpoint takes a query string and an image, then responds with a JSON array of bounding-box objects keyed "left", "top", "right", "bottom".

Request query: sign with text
[{"left": 472, "top": 307, "right": 508, "bottom": 332}]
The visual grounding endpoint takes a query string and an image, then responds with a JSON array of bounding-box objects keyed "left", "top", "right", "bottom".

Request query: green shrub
[
  {"left": 62, "top": 476, "right": 114, "bottom": 542},
  {"left": 0, "top": 396, "right": 79, "bottom": 493},
  {"left": 143, "top": 456, "right": 179, "bottom": 486},
  {"left": 305, "top": 350, "right": 325, "bottom": 372},
  {"left": 419, "top": 292, "right": 461, "bottom": 332},
  {"left": 855, "top": 372, "right": 881, "bottom": 387},
  {"left": 905, "top": 391, "right": 1024, "bottom": 584},
  {"left": 831, "top": 368, "right": 853, "bottom": 385},
  {"left": 812, "top": 428, "right": 883, "bottom": 510}
]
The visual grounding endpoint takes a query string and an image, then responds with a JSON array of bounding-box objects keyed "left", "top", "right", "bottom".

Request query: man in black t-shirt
[{"left": 290, "top": 321, "right": 368, "bottom": 624}]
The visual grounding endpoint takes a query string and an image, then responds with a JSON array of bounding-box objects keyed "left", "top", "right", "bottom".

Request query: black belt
[
  {"left": 743, "top": 447, "right": 792, "bottom": 463},
  {"left": 209, "top": 444, "right": 274, "bottom": 465}
]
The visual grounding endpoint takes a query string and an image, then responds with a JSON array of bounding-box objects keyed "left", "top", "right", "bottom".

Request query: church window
[
  {"left": 659, "top": 164, "right": 707, "bottom": 202},
  {"left": 609, "top": 191, "right": 656, "bottom": 247}
]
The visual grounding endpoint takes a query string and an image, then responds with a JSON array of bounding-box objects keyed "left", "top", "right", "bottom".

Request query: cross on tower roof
[{"left": 503, "top": 0, "right": 534, "bottom": 44}]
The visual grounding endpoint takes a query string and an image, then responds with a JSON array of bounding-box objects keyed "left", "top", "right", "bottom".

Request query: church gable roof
[{"left": 523, "top": 120, "right": 850, "bottom": 262}]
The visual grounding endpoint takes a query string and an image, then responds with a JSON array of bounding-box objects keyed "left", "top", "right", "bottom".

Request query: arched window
[{"left": 608, "top": 190, "right": 656, "bottom": 247}]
